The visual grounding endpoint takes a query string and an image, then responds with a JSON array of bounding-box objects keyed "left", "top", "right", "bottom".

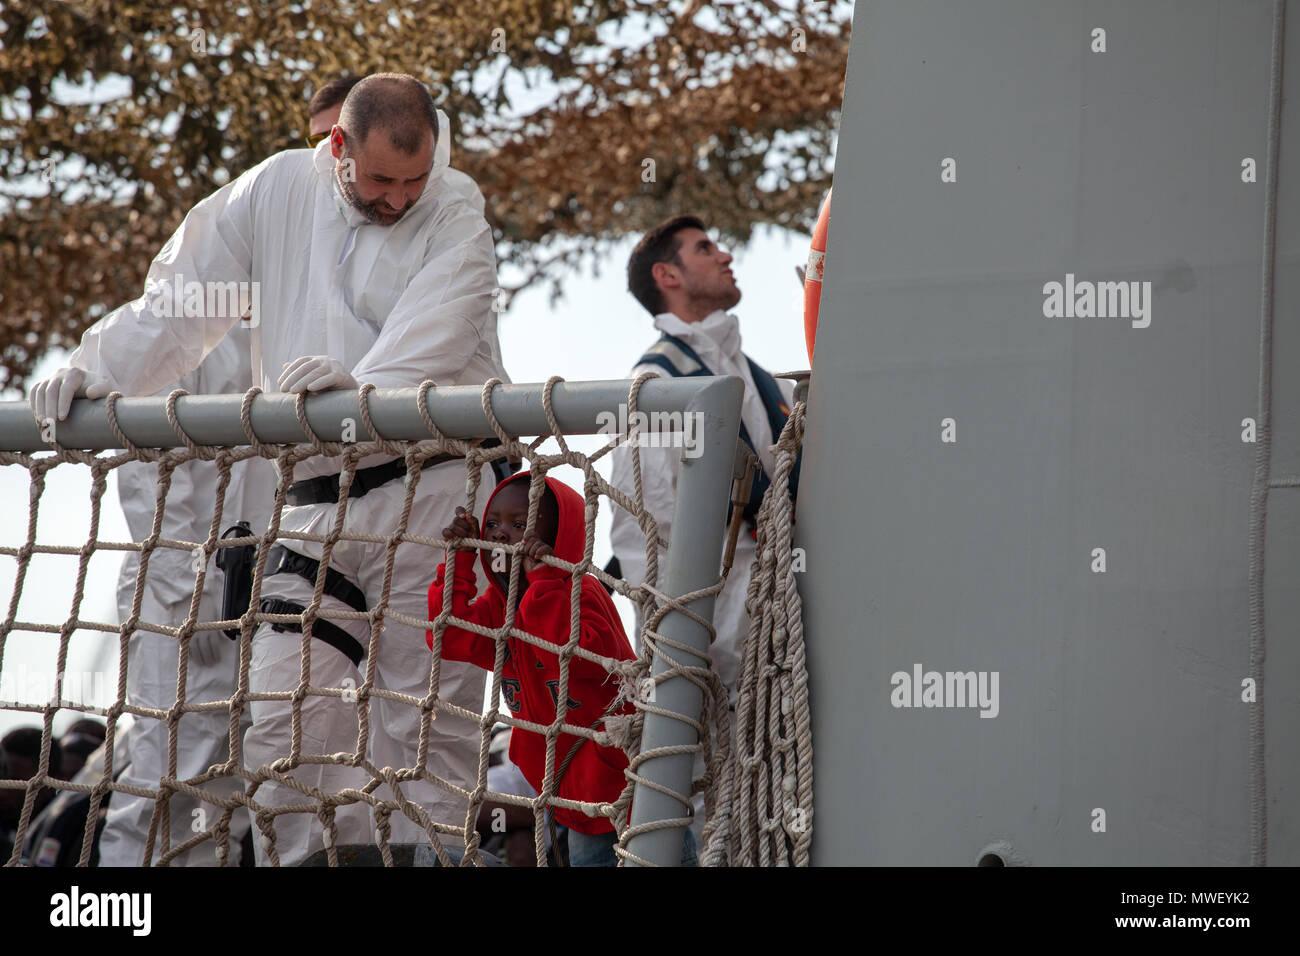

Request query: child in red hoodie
[{"left": 427, "top": 472, "right": 696, "bottom": 866}]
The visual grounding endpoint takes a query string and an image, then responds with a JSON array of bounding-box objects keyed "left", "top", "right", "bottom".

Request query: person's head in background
[
  {"left": 307, "top": 74, "right": 363, "bottom": 147},
  {"left": 627, "top": 215, "right": 742, "bottom": 324},
  {"left": 0, "top": 727, "right": 63, "bottom": 826},
  {"left": 58, "top": 718, "right": 106, "bottom": 780},
  {"left": 488, "top": 725, "right": 511, "bottom": 768},
  {"left": 330, "top": 73, "right": 440, "bottom": 226}
]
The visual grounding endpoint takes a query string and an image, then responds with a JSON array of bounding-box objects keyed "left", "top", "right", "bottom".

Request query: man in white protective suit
[
  {"left": 100, "top": 331, "right": 276, "bottom": 866},
  {"left": 30, "top": 74, "right": 509, "bottom": 866},
  {"left": 608, "top": 215, "right": 798, "bottom": 842}
]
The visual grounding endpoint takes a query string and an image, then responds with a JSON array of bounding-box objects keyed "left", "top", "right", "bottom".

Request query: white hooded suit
[
  {"left": 65, "top": 127, "right": 507, "bottom": 865},
  {"left": 100, "top": 332, "right": 276, "bottom": 866}
]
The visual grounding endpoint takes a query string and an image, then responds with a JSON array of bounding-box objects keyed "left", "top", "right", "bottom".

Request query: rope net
[
  {"left": 701, "top": 393, "right": 812, "bottom": 866},
  {"left": 0, "top": 376, "right": 810, "bottom": 867}
]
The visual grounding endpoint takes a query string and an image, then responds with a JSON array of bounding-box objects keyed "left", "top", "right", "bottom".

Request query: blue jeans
[{"left": 561, "top": 825, "right": 698, "bottom": 867}]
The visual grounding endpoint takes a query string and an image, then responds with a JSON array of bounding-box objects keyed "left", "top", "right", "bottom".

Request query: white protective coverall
[
  {"left": 608, "top": 309, "right": 794, "bottom": 840},
  {"left": 64, "top": 122, "right": 507, "bottom": 865},
  {"left": 100, "top": 331, "right": 276, "bottom": 866}
]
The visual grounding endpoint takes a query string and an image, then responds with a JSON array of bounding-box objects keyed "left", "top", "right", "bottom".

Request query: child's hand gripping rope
[
  {"left": 444, "top": 504, "right": 554, "bottom": 573},
  {"left": 519, "top": 532, "right": 553, "bottom": 574},
  {"left": 443, "top": 505, "right": 480, "bottom": 544}
]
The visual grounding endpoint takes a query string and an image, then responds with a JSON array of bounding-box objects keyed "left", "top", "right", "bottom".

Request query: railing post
[{"left": 624, "top": 375, "right": 744, "bottom": 866}]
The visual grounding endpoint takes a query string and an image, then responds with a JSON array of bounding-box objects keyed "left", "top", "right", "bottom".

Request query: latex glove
[
  {"left": 29, "top": 367, "right": 112, "bottom": 427},
  {"left": 278, "top": 356, "right": 358, "bottom": 393},
  {"left": 190, "top": 629, "right": 227, "bottom": 669}
]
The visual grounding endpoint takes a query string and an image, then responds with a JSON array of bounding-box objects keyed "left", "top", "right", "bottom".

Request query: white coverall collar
[
  {"left": 653, "top": 309, "right": 743, "bottom": 360},
  {"left": 313, "top": 108, "right": 453, "bottom": 227}
]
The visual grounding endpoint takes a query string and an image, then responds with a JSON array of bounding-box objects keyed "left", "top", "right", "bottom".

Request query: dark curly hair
[{"left": 626, "top": 215, "right": 707, "bottom": 316}]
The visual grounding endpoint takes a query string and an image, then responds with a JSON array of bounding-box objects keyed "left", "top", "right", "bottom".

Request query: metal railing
[{"left": 0, "top": 377, "right": 743, "bottom": 867}]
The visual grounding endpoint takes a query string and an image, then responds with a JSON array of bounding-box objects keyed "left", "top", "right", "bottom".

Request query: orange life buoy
[{"left": 802, "top": 188, "right": 831, "bottom": 363}]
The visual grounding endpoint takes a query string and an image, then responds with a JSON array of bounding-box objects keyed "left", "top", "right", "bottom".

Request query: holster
[{"left": 215, "top": 521, "right": 255, "bottom": 639}]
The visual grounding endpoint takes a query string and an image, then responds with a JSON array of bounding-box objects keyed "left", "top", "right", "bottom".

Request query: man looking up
[
  {"left": 608, "top": 215, "right": 799, "bottom": 844},
  {"left": 30, "top": 73, "right": 508, "bottom": 866}
]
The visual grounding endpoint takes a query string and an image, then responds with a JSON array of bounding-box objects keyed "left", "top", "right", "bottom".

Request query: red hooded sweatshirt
[{"left": 426, "top": 472, "right": 635, "bottom": 834}]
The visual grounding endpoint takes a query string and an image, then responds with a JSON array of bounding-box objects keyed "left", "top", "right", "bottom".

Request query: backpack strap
[
  {"left": 744, "top": 358, "right": 802, "bottom": 513},
  {"left": 636, "top": 333, "right": 797, "bottom": 527},
  {"left": 638, "top": 336, "right": 710, "bottom": 378}
]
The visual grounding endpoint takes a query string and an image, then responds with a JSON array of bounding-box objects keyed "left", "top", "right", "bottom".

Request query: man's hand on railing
[
  {"left": 277, "top": 356, "right": 358, "bottom": 393},
  {"left": 29, "top": 367, "right": 112, "bottom": 425}
]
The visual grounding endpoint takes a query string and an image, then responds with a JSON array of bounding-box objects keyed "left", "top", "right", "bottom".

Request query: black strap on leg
[
  {"left": 257, "top": 598, "right": 365, "bottom": 668},
  {"left": 286, "top": 453, "right": 455, "bottom": 506},
  {"left": 265, "top": 545, "right": 367, "bottom": 613},
  {"left": 286, "top": 440, "right": 512, "bottom": 506}
]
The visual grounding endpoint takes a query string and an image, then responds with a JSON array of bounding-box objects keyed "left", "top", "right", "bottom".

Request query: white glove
[
  {"left": 190, "top": 629, "right": 227, "bottom": 669},
  {"left": 29, "top": 367, "right": 112, "bottom": 426},
  {"left": 278, "top": 356, "right": 358, "bottom": 393}
]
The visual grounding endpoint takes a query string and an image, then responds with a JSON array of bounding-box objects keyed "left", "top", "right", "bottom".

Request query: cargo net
[
  {"left": 0, "top": 374, "right": 789, "bottom": 867},
  {"left": 702, "top": 387, "right": 811, "bottom": 867}
]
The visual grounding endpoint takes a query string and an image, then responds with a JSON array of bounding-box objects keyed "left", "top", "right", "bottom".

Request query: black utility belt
[
  {"left": 217, "top": 539, "right": 368, "bottom": 637},
  {"left": 286, "top": 453, "right": 453, "bottom": 506},
  {"left": 284, "top": 437, "right": 508, "bottom": 506}
]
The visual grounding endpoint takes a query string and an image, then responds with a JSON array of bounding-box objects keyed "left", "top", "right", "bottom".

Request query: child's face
[{"left": 482, "top": 482, "right": 533, "bottom": 549}]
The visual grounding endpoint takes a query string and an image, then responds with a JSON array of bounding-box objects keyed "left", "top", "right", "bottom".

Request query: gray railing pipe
[
  {"left": 623, "top": 375, "right": 744, "bottom": 866},
  {"left": 0, "top": 379, "right": 731, "bottom": 451}
]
